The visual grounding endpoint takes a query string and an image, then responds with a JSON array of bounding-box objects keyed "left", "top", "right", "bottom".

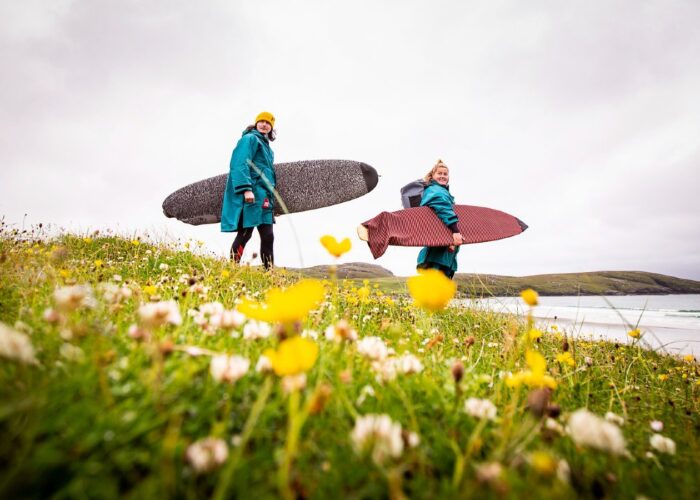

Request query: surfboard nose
[
  {"left": 360, "top": 163, "right": 379, "bottom": 193},
  {"left": 516, "top": 218, "right": 528, "bottom": 232}
]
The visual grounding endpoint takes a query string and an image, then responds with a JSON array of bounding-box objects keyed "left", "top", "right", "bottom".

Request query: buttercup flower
[
  {"left": 264, "top": 336, "right": 319, "bottom": 377},
  {"left": 464, "top": 398, "right": 497, "bottom": 421},
  {"left": 320, "top": 235, "right": 351, "bottom": 258},
  {"left": 185, "top": 437, "right": 228, "bottom": 473},
  {"left": 0, "top": 322, "right": 38, "bottom": 364},
  {"left": 237, "top": 280, "right": 325, "bottom": 324},
  {"left": 628, "top": 328, "right": 641, "bottom": 339},
  {"left": 407, "top": 269, "right": 456, "bottom": 312},
  {"left": 649, "top": 433, "right": 676, "bottom": 455},
  {"left": 556, "top": 351, "right": 575, "bottom": 367},
  {"left": 567, "top": 408, "right": 627, "bottom": 455},
  {"left": 210, "top": 355, "right": 250, "bottom": 383},
  {"left": 506, "top": 350, "right": 557, "bottom": 389},
  {"left": 521, "top": 288, "right": 539, "bottom": 306},
  {"left": 351, "top": 414, "right": 404, "bottom": 465}
]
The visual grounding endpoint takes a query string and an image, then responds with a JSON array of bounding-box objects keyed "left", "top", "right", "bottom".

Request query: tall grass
[{"left": 1, "top": 227, "right": 698, "bottom": 498}]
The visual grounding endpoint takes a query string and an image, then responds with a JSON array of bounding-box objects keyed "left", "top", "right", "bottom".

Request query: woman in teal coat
[
  {"left": 221, "top": 111, "right": 277, "bottom": 269},
  {"left": 416, "top": 160, "right": 463, "bottom": 279}
]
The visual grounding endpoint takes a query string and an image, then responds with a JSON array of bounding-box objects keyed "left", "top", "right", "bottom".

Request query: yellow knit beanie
[{"left": 255, "top": 111, "right": 275, "bottom": 128}]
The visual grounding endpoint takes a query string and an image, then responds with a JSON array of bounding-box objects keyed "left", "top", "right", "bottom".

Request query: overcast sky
[{"left": 2, "top": 0, "right": 699, "bottom": 279}]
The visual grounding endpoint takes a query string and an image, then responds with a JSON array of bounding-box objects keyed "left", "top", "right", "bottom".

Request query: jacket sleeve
[
  {"left": 229, "top": 135, "right": 257, "bottom": 194},
  {"left": 421, "top": 188, "right": 459, "bottom": 229}
]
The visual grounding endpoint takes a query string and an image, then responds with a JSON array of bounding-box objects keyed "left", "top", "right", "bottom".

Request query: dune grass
[{"left": 1, "top": 228, "right": 699, "bottom": 499}]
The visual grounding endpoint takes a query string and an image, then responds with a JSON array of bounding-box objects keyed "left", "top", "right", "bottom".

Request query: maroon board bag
[{"left": 361, "top": 205, "right": 528, "bottom": 259}]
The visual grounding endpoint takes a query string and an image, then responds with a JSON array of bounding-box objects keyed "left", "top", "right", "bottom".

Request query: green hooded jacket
[
  {"left": 220, "top": 129, "right": 276, "bottom": 232},
  {"left": 416, "top": 181, "right": 460, "bottom": 277}
]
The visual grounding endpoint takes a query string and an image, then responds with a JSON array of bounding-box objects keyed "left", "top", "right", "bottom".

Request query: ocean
[{"left": 462, "top": 294, "right": 700, "bottom": 357}]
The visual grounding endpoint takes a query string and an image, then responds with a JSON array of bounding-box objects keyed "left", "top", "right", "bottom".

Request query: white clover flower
[
  {"left": 281, "top": 373, "right": 307, "bottom": 393},
  {"left": 475, "top": 462, "right": 503, "bottom": 483},
  {"left": 185, "top": 437, "right": 228, "bottom": 473},
  {"left": 112, "top": 274, "right": 122, "bottom": 282},
  {"left": 464, "top": 398, "right": 497, "bottom": 421},
  {"left": 59, "top": 343, "right": 85, "bottom": 363},
  {"left": 605, "top": 412, "right": 625, "bottom": 426},
  {"left": 324, "top": 320, "right": 358, "bottom": 343},
  {"left": 98, "top": 282, "right": 132, "bottom": 304},
  {"left": 243, "top": 320, "right": 271, "bottom": 340},
  {"left": 395, "top": 353, "right": 423, "bottom": 374},
  {"left": 218, "top": 309, "right": 246, "bottom": 330},
  {"left": 301, "top": 329, "right": 319, "bottom": 340},
  {"left": 53, "top": 284, "right": 96, "bottom": 312},
  {"left": 371, "top": 358, "right": 398, "bottom": 383},
  {"left": 43, "top": 307, "right": 61, "bottom": 323},
  {"left": 159, "top": 263, "right": 169, "bottom": 271},
  {"left": 255, "top": 354, "right": 273, "bottom": 374},
  {"left": 406, "top": 431, "right": 420, "bottom": 448},
  {"left": 351, "top": 414, "right": 404, "bottom": 465},
  {"left": 649, "top": 434, "right": 676, "bottom": 455},
  {"left": 650, "top": 420, "right": 664, "bottom": 432},
  {"left": 210, "top": 355, "right": 250, "bottom": 383},
  {"left": 356, "top": 384, "right": 376, "bottom": 406},
  {"left": 0, "top": 322, "right": 38, "bottom": 364},
  {"left": 138, "top": 300, "right": 182, "bottom": 328},
  {"left": 557, "top": 459, "right": 571, "bottom": 484},
  {"left": 357, "top": 336, "right": 389, "bottom": 361},
  {"left": 544, "top": 418, "right": 565, "bottom": 435},
  {"left": 189, "top": 302, "right": 225, "bottom": 332},
  {"left": 567, "top": 408, "right": 627, "bottom": 456}
]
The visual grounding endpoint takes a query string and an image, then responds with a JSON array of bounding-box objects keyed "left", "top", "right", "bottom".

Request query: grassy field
[{"left": 1, "top": 229, "right": 699, "bottom": 499}]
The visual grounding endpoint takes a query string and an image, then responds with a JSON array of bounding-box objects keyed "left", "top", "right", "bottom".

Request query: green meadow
[{"left": 1, "top": 229, "right": 698, "bottom": 499}]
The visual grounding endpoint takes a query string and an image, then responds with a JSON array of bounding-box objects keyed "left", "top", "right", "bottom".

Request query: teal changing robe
[
  {"left": 220, "top": 129, "right": 276, "bottom": 232},
  {"left": 416, "top": 181, "right": 460, "bottom": 277}
]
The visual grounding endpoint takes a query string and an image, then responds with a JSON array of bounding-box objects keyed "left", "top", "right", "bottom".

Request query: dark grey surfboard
[{"left": 163, "top": 160, "right": 379, "bottom": 225}]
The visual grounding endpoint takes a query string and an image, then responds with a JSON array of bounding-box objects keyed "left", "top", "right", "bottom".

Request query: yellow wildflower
[
  {"left": 320, "top": 235, "right": 351, "bottom": 258},
  {"left": 83, "top": 237, "right": 92, "bottom": 243},
  {"left": 407, "top": 269, "right": 456, "bottom": 312},
  {"left": 556, "top": 351, "right": 575, "bottom": 367},
  {"left": 59, "top": 269, "right": 71, "bottom": 279},
  {"left": 508, "top": 350, "right": 557, "bottom": 389},
  {"left": 683, "top": 354, "right": 694, "bottom": 363},
  {"left": 263, "top": 336, "right": 319, "bottom": 376},
  {"left": 143, "top": 285, "right": 157, "bottom": 296},
  {"left": 94, "top": 259, "right": 104, "bottom": 269},
  {"left": 658, "top": 374, "right": 668, "bottom": 382},
  {"left": 520, "top": 288, "right": 539, "bottom": 306},
  {"left": 628, "top": 328, "right": 641, "bottom": 339},
  {"left": 221, "top": 270, "right": 230, "bottom": 278},
  {"left": 530, "top": 451, "right": 556, "bottom": 476},
  {"left": 131, "top": 239, "right": 140, "bottom": 246},
  {"left": 237, "top": 279, "right": 325, "bottom": 324},
  {"left": 527, "top": 328, "right": 543, "bottom": 342}
]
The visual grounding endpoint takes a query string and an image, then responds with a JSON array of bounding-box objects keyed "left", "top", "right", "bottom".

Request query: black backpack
[{"left": 400, "top": 179, "right": 426, "bottom": 208}]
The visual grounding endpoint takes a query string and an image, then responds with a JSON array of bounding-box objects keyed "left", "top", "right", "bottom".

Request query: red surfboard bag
[{"left": 361, "top": 205, "right": 528, "bottom": 259}]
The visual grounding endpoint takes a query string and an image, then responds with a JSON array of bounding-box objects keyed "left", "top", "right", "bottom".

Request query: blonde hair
[{"left": 423, "top": 159, "right": 449, "bottom": 183}]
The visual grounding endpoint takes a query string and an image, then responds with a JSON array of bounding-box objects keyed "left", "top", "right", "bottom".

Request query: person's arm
[{"left": 229, "top": 135, "right": 257, "bottom": 201}]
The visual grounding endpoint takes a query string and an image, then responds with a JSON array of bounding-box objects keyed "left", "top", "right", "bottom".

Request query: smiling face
[
  {"left": 256, "top": 121, "right": 272, "bottom": 134},
  {"left": 433, "top": 166, "right": 450, "bottom": 186}
]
